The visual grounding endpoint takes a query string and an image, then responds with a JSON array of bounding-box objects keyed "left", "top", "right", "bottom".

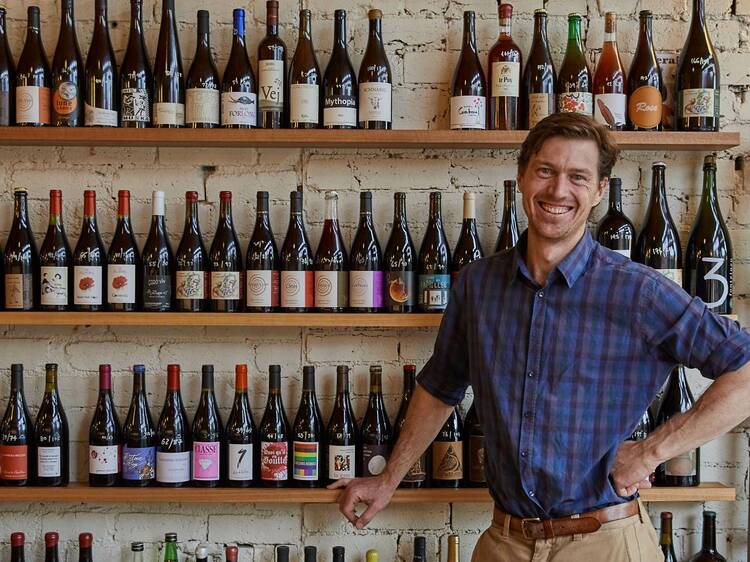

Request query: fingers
[
  {"left": 355, "top": 501, "right": 384, "bottom": 530},
  {"left": 327, "top": 478, "right": 352, "bottom": 490},
  {"left": 338, "top": 486, "right": 360, "bottom": 526}
]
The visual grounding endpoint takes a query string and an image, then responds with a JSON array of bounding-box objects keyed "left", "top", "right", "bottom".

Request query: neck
[{"left": 525, "top": 227, "right": 585, "bottom": 286}]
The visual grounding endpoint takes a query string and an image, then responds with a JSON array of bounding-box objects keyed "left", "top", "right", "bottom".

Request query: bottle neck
[
  {"left": 233, "top": 11, "right": 245, "bottom": 46},
  {"left": 463, "top": 197, "right": 476, "bottom": 222},
  {"left": 504, "top": 184, "right": 516, "bottom": 211},
  {"left": 359, "top": 199, "right": 374, "bottom": 227},
  {"left": 299, "top": 13, "right": 312, "bottom": 42},
  {"left": 220, "top": 199, "right": 234, "bottom": 227},
  {"left": 197, "top": 15, "right": 210, "bottom": 50},
  {"left": 130, "top": 1, "right": 143, "bottom": 38},
  {"left": 132, "top": 372, "right": 146, "bottom": 396},
  {"left": 393, "top": 196, "right": 407, "bottom": 227},
  {"left": 28, "top": 11, "right": 41, "bottom": 36},
  {"left": 649, "top": 167, "right": 668, "bottom": 213},
  {"left": 660, "top": 518, "right": 673, "bottom": 546},
  {"left": 13, "top": 195, "right": 29, "bottom": 227},
  {"left": 290, "top": 199, "right": 305, "bottom": 228},
  {"left": 499, "top": 11, "right": 511, "bottom": 37},
  {"left": 325, "top": 197, "right": 339, "bottom": 222},
  {"left": 701, "top": 166, "right": 718, "bottom": 210},
  {"left": 692, "top": 0, "right": 705, "bottom": 25},
  {"left": 369, "top": 372, "right": 383, "bottom": 397},
  {"left": 44, "top": 370, "right": 58, "bottom": 394},
  {"left": 94, "top": 1, "right": 108, "bottom": 32},
  {"left": 533, "top": 15, "right": 549, "bottom": 51},
  {"left": 368, "top": 17, "right": 382, "bottom": 44},
  {"left": 62, "top": 0, "right": 75, "bottom": 30},
  {"left": 462, "top": 14, "right": 477, "bottom": 53},
  {"left": 567, "top": 18, "right": 583, "bottom": 52},
  {"left": 184, "top": 199, "right": 200, "bottom": 234},
  {"left": 402, "top": 371, "right": 415, "bottom": 398},
  {"left": 609, "top": 184, "right": 623, "bottom": 212},
  {"left": 336, "top": 372, "right": 349, "bottom": 395},
  {"left": 429, "top": 197, "right": 442, "bottom": 223},
  {"left": 334, "top": 16, "right": 347, "bottom": 50},
  {"left": 267, "top": 7, "right": 278, "bottom": 36},
  {"left": 702, "top": 516, "right": 717, "bottom": 552},
  {"left": 638, "top": 16, "right": 653, "bottom": 50},
  {"left": 255, "top": 198, "right": 271, "bottom": 229},
  {"left": 0, "top": 10, "right": 6, "bottom": 36}
]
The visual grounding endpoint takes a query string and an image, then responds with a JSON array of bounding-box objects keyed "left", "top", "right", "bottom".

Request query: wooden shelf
[{"left": 0, "top": 128, "right": 738, "bottom": 151}]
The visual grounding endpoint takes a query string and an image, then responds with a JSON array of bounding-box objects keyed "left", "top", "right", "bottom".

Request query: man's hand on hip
[
  {"left": 328, "top": 476, "right": 397, "bottom": 529},
  {"left": 610, "top": 439, "right": 656, "bottom": 497}
]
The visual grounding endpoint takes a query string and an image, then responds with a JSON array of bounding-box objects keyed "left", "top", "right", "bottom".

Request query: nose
[{"left": 549, "top": 173, "right": 570, "bottom": 199}]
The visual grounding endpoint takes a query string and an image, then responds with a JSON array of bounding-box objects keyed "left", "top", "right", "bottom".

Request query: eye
[
  {"left": 538, "top": 167, "right": 553, "bottom": 177},
  {"left": 572, "top": 174, "right": 588, "bottom": 183}
]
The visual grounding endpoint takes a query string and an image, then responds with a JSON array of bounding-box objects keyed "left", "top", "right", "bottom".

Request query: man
[{"left": 329, "top": 113, "right": 750, "bottom": 561}]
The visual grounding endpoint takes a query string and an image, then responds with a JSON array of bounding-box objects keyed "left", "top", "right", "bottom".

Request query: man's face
[{"left": 517, "top": 136, "right": 607, "bottom": 245}]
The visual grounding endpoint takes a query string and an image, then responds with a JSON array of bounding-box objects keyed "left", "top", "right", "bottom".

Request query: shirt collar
[{"left": 510, "top": 230, "right": 596, "bottom": 289}]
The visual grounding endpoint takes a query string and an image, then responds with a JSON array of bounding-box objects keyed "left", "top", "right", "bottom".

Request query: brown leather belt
[{"left": 493, "top": 500, "right": 640, "bottom": 540}]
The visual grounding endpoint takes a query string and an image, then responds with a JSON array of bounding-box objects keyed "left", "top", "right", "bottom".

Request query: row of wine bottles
[
  {"left": 0, "top": 362, "right": 487, "bottom": 489},
  {"left": 660, "top": 511, "right": 727, "bottom": 561}
]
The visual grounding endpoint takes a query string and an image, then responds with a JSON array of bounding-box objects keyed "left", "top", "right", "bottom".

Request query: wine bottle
[
  {"left": 358, "top": 9, "right": 392, "bottom": 129},
  {"left": 222, "top": 9, "right": 257, "bottom": 128},
  {"left": 258, "top": 0, "right": 287, "bottom": 129},
  {"left": 304, "top": 547, "right": 317, "bottom": 562},
  {"left": 495, "top": 180, "right": 519, "bottom": 252},
  {"left": 383, "top": 192, "right": 416, "bottom": 313},
  {"left": 521, "top": 9, "right": 555, "bottom": 129},
  {"left": 280, "top": 191, "right": 314, "bottom": 311},
  {"left": 660, "top": 512, "right": 678, "bottom": 562},
  {"left": 359, "top": 365, "right": 392, "bottom": 477},
  {"left": 88, "top": 364, "right": 121, "bottom": 486},
  {"left": 676, "top": 0, "right": 719, "bottom": 132},
  {"left": 332, "top": 546, "right": 345, "bottom": 562},
  {"left": 634, "top": 162, "right": 682, "bottom": 284},
  {"left": 0, "top": 5, "right": 14, "bottom": 126},
  {"left": 78, "top": 533, "right": 93, "bottom": 562},
  {"left": 413, "top": 537, "right": 426, "bottom": 562},
  {"left": 629, "top": 407, "right": 654, "bottom": 442},
  {"left": 121, "top": 364, "right": 156, "bottom": 487},
  {"left": 40, "top": 189, "right": 72, "bottom": 311},
  {"left": 5, "top": 188, "right": 39, "bottom": 311},
  {"left": 163, "top": 534, "right": 179, "bottom": 562},
  {"left": 11, "top": 533, "right": 24, "bottom": 562},
  {"left": 464, "top": 400, "right": 487, "bottom": 489},
  {"left": 627, "top": 11, "right": 664, "bottom": 131},
  {"left": 323, "top": 10, "right": 357, "bottom": 129},
  {"left": 432, "top": 406, "right": 464, "bottom": 488},
  {"left": 260, "top": 365, "right": 290, "bottom": 487},
  {"left": 452, "top": 192, "right": 484, "bottom": 278},
  {"left": 192, "top": 364, "right": 223, "bottom": 487},
  {"left": 186, "top": 10, "right": 219, "bottom": 129},
  {"left": 107, "top": 190, "right": 140, "bottom": 312},
  {"left": 85, "top": 0, "right": 118, "bottom": 127},
  {"left": 120, "top": 0, "right": 152, "bottom": 127},
  {"left": 175, "top": 191, "right": 207, "bottom": 312},
  {"left": 292, "top": 366, "right": 324, "bottom": 487},
  {"left": 593, "top": 12, "right": 626, "bottom": 130},
  {"left": 0, "top": 364, "right": 34, "bottom": 486},
  {"left": 689, "top": 511, "right": 727, "bottom": 561},
  {"left": 73, "top": 190, "right": 106, "bottom": 311},
  {"left": 153, "top": 0, "right": 184, "bottom": 128},
  {"left": 418, "top": 192, "right": 451, "bottom": 312},
  {"left": 488, "top": 3, "right": 521, "bottom": 130},
  {"left": 450, "top": 11, "right": 486, "bottom": 130},
  {"left": 447, "top": 535, "right": 459, "bottom": 562},
  {"left": 142, "top": 191, "right": 174, "bottom": 312},
  {"left": 225, "top": 546, "right": 238, "bottom": 562},
  {"left": 51, "top": 0, "right": 83, "bottom": 126},
  {"left": 156, "top": 364, "right": 191, "bottom": 487},
  {"left": 595, "top": 178, "right": 635, "bottom": 258},
  {"left": 34, "top": 363, "right": 69, "bottom": 486},
  {"left": 685, "top": 155, "right": 732, "bottom": 313},
  {"left": 131, "top": 542, "right": 145, "bottom": 561},
  {"left": 226, "top": 364, "right": 255, "bottom": 487},
  {"left": 314, "top": 191, "right": 348, "bottom": 312},
  {"left": 289, "top": 10, "right": 321, "bottom": 129},
  {"left": 246, "top": 191, "right": 280, "bottom": 312},
  {"left": 16, "top": 6, "right": 51, "bottom": 126},
  {"left": 45, "top": 532, "right": 59, "bottom": 562},
  {"left": 276, "top": 546, "right": 290, "bottom": 562},
  {"left": 327, "top": 365, "right": 357, "bottom": 483},
  {"left": 395, "top": 364, "right": 428, "bottom": 488},
  {"left": 557, "top": 13, "right": 592, "bottom": 115},
  {"left": 655, "top": 365, "right": 699, "bottom": 487},
  {"left": 350, "top": 192, "right": 383, "bottom": 312},
  {"left": 210, "top": 191, "right": 243, "bottom": 312}
]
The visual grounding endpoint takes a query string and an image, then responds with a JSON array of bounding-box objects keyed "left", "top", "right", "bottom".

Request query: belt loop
[
  {"left": 502, "top": 513, "right": 511, "bottom": 537},
  {"left": 571, "top": 513, "right": 583, "bottom": 541}
]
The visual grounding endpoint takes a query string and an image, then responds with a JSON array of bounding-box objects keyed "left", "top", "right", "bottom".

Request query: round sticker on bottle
[{"left": 628, "top": 85, "right": 662, "bottom": 129}]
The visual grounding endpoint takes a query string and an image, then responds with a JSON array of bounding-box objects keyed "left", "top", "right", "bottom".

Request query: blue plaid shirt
[{"left": 418, "top": 230, "right": 750, "bottom": 518}]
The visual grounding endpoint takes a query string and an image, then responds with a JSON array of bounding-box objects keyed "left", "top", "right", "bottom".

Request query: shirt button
[
  {"left": 538, "top": 291, "right": 544, "bottom": 299},
  {"left": 529, "top": 490, "right": 535, "bottom": 497},
  {"left": 524, "top": 411, "right": 533, "bottom": 419},
  {"left": 527, "top": 371, "right": 534, "bottom": 378},
  {"left": 521, "top": 450, "right": 528, "bottom": 457}
]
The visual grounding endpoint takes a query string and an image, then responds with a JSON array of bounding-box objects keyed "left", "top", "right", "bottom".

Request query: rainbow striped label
[{"left": 293, "top": 441, "right": 319, "bottom": 481}]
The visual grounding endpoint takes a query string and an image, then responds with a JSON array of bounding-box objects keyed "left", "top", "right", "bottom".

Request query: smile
[{"left": 538, "top": 201, "right": 574, "bottom": 215}]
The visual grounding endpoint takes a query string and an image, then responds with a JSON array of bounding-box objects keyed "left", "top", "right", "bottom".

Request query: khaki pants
[{"left": 471, "top": 503, "right": 662, "bottom": 562}]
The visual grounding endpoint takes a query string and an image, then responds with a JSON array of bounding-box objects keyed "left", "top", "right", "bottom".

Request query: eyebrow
[{"left": 534, "top": 160, "right": 595, "bottom": 176}]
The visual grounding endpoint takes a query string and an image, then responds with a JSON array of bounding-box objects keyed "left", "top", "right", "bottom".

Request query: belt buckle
[{"left": 520, "top": 517, "right": 542, "bottom": 539}]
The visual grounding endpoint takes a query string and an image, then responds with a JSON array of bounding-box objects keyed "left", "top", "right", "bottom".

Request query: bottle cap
[
  {"left": 225, "top": 545, "right": 239, "bottom": 561},
  {"left": 499, "top": 4, "right": 512, "bottom": 18},
  {"left": 370, "top": 365, "right": 382, "bottom": 374},
  {"left": 79, "top": 533, "right": 93, "bottom": 549},
  {"left": 652, "top": 161, "right": 666, "bottom": 168},
  {"left": 195, "top": 543, "right": 210, "bottom": 558},
  {"left": 14, "top": 187, "right": 28, "bottom": 195},
  {"left": 11, "top": 533, "right": 25, "bottom": 547},
  {"left": 44, "top": 532, "right": 58, "bottom": 547},
  {"left": 325, "top": 190, "right": 339, "bottom": 200},
  {"left": 334, "top": 9, "right": 346, "bottom": 18},
  {"left": 463, "top": 192, "right": 476, "bottom": 201},
  {"left": 152, "top": 191, "right": 165, "bottom": 216},
  {"left": 414, "top": 536, "right": 426, "bottom": 552},
  {"left": 640, "top": 9, "right": 653, "bottom": 17},
  {"left": 131, "top": 542, "right": 144, "bottom": 551},
  {"left": 186, "top": 190, "right": 199, "bottom": 202},
  {"left": 235, "top": 364, "right": 248, "bottom": 390},
  {"left": 336, "top": 365, "right": 349, "bottom": 374},
  {"left": 609, "top": 177, "right": 622, "bottom": 188},
  {"left": 661, "top": 511, "right": 673, "bottom": 519},
  {"left": 534, "top": 8, "right": 547, "bottom": 15},
  {"left": 220, "top": 191, "right": 232, "bottom": 201},
  {"left": 167, "top": 364, "right": 181, "bottom": 390},
  {"left": 165, "top": 532, "right": 178, "bottom": 542},
  {"left": 133, "top": 364, "right": 145, "bottom": 375},
  {"left": 10, "top": 364, "right": 23, "bottom": 374},
  {"left": 99, "top": 364, "right": 112, "bottom": 389},
  {"left": 404, "top": 364, "right": 416, "bottom": 374},
  {"left": 46, "top": 363, "right": 58, "bottom": 371},
  {"left": 704, "top": 154, "right": 716, "bottom": 166},
  {"left": 368, "top": 8, "right": 382, "bottom": 19}
]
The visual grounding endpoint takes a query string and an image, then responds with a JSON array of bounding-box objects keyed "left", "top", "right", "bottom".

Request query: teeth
[{"left": 540, "top": 202, "right": 571, "bottom": 215}]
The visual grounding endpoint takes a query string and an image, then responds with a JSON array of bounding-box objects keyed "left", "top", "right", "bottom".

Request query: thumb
[
  {"left": 327, "top": 478, "right": 351, "bottom": 490},
  {"left": 355, "top": 501, "right": 384, "bottom": 530}
]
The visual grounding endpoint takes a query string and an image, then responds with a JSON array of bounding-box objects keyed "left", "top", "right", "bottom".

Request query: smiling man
[{"left": 330, "top": 113, "right": 750, "bottom": 561}]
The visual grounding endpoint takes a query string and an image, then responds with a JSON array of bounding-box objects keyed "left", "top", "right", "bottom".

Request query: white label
[
  {"left": 38, "top": 446, "right": 61, "bottom": 477},
  {"left": 156, "top": 451, "right": 191, "bottom": 483},
  {"left": 491, "top": 61, "right": 520, "bottom": 98},
  {"left": 594, "top": 93, "right": 626, "bottom": 128},
  {"left": 359, "top": 82, "right": 392, "bottom": 123},
  {"left": 680, "top": 88, "right": 715, "bottom": 118},
  {"left": 186, "top": 88, "right": 220, "bottom": 125},
  {"left": 247, "top": 270, "right": 276, "bottom": 307},
  {"left": 41, "top": 266, "right": 69, "bottom": 306},
  {"left": 350, "top": 271, "right": 376, "bottom": 308},
  {"left": 558, "top": 92, "right": 594, "bottom": 115},
  {"left": 281, "top": 270, "right": 310, "bottom": 308},
  {"left": 74, "top": 265, "right": 103, "bottom": 305},
  {"left": 176, "top": 270, "right": 206, "bottom": 300},
  {"left": 259, "top": 60, "right": 284, "bottom": 111},
  {"left": 658, "top": 268, "right": 683, "bottom": 285},
  {"left": 89, "top": 444, "right": 119, "bottom": 475},
  {"left": 528, "top": 92, "right": 553, "bottom": 128},
  {"left": 665, "top": 450, "right": 697, "bottom": 477},
  {"left": 614, "top": 249, "right": 631, "bottom": 259},
  {"left": 154, "top": 102, "right": 185, "bottom": 126},
  {"left": 290, "top": 83, "right": 319, "bottom": 125},
  {"left": 221, "top": 92, "right": 257, "bottom": 126},
  {"left": 108, "top": 264, "right": 136, "bottom": 304},
  {"left": 329, "top": 444, "right": 356, "bottom": 479},
  {"left": 315, "top": 271, "right": 339, "bottom": 309},
  {"left": 228, "top": 443, "right": 253, "bottom": 481},
  {"left": 210, "top": 271, "right": 241, "bottom": 300},
  {"left": 450, "top": 96, "right": 486, "bottom": 129},
  {"left": 324, "top": 105, "right": 357, "bottom": 128},
  {"left": 4, "top": 274, "right": 26, "bottom": 309},
  {"left": 85, "top": 103, "right": 118, "bottom": 127},
  {"left": 16, "top": 85, "right": 50, "bottom": 124}
]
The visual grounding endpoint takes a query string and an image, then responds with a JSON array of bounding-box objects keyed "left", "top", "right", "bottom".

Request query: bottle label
[
  {"left": 469, "top": 434, "right": 486, "bottom": 483},
  {"left": 121, "top": 88, "right": 151, "bottom": 123},
  {"left": 657, "top": 268, "right": 682, "bottom": 286},
  {"left": 176, "top": 270, "right": 206, "bottom": 301},
  {"left": 156, "top": 451, "right": 191, "bottom": 483},
  {"left": 259, "top": 60, "right": 284, "bottom": 112},
  {"left": 4, "top": 273, "right": 33, "bottom": 310},
  {"left": 324, "top": 95, "right": 357, "bottom": 127},
  {"left": 143, "top": 274, "right": 171, "bottom": 309},
  {"left": 154, "top": 102, "right": 185, "bottom": 126},
  {"left": 228, "top": 443, "right": 253, "bottom": 481},
  {"left": 290, "top": 83, "right": 320, "bottom": 125},
  {"left": 385, "top": 271, "right": 417, "bottom": 308},
  {"left": 0, "top": 444, "right": 28, "bottom": 480},
  {"left": 247, "top": 269, "right": 280, "bottom": 308},
  {"left": 221, "top": 92, "right": 257, "bottom": 126},
  {"left": 419, "top": 274, "right": 451, "bottom": 310},
  {"left": 16, "top": 85, "right": 51, "bottom": 125},
  {"left": 664, "top": 450, "right": 697, "bottom": 477},
  {"left": 594, "top": 93, "right": 626, "bottom": 128},
  {"left": 74, "top": 265, "right": 103, "bottom": 305},
  {"left": 628, "top": 86, "right": 662, "bottom": 128},
  {"left": 281, "top": 270, "right": 314, "bottom": 308},
  {"left": 186, "top": 88, "right": 220, "bottom": 125},
  {"left": 260, "top": 441, "right": 288, "bottom": 481},
  {"left": 85, "top": 103, "right": 118, "bottom": 127},
  {"left": 432, "top": 441, "right": 464, "bottom": 480},
  {"left": 52, "top": 81, "right": 80, "bottom": 122},
  {"left": 679, "top": 88, "right": 716, "bottom": 119},
  {"left": 108, "top": 264, "right": 136, "bottom": 304},
  {"left": 89, "top": 444, "right": 119, "bottom": 475},
  {"left": 528, "top": 92, "right": 554, "bottom": 128},
  {"left": 41, "top": 266, "right": 69, "bottom": 306},
  {"left": 695, "top": 256, "right": 731, "bottom": 311},
  {"left": 614, "top": 249, "right": 631, "bottom": 259},
  {"left": 402, "top": 453, "right": 427, "bottom": 483},
  {"left": 315, "top": 270, "right": 348, "bottom": 308},
  {"left": 359, "top": 82, "right": 392, "bottom": 123},
  {"left": 491, "top": 61, "right": 520, "bottom": 98},
  {"left": 362, "top": 443, "right": 389, "bottom": 476},
  {"left": 558, "top": 92, "right": 594, "bottom": 115},
  {"left": 450, "top": 96, "right": 486, "bottom": 129},
  {"left": 122, "top": 445, "right": 156, "bottom": 481},
  {"left": 293, "top": 441, "right": 319, "bottom": 481},
  {"left": 211, "top": 271, "right": 241, "bottom": 300},
  {"left": 349, "top": 271, "right": 384, "bottom": 309},
  {"left": 0, "top": 91, "right": 9, "bottom": 126},
  {"left": 37, "top": 446, "right": 62, "bottom": 478},
  {"left": 193, "top": 441, "right": 220, "bottom": 481},
  {"left": 328, "top": 444, "right": 355, "bottom": 479}
]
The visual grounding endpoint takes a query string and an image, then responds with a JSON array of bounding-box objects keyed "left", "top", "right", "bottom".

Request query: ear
[{"left": 593, "top": 176, "right": 608, "bottom": 207}]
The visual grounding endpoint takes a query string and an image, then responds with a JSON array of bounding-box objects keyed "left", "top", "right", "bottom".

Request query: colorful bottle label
[
  {"left": 678, "top": 88, "right": 716, "bottom": 119},
  {"left": 122, "top": 445, "right": 156, "bottom": 481},
  {"left": 4, "top": 273, "right": 33, "bottom": 310},
  {"left": 108, "top": 264, "right": 136, "bottom": 304},
  {"left": 594, "top": 93, "right": 626, "bottom": 128},
  {"left": 121, "top": 88, "right": 150, "bottom": 123},
  {"left": 52, "top": 81, "right": 80, "bottom": 123},
  {"left": 0, "top": 444, "right": 28, "bottom": 480},
  {"left": 41, "top": 266, "right": 69, "bottom": 306},
  {"left": 628, "top": 86, "right": 662, "bottom": 128},
  {"left": 324, "top": 95, "right": 357, "bottom": 127},
  {"left": 143, "top": 274, "right": 171, "bottom": 309},
  {"left": 558, "top": 92, "right": 593, "bottom": 115},
  {"left": 85, "top": 103, "right": 118, "bottom": 127},
  {"left": 491, "top": 61, "right": 520, "bottom": 98},
  {"left": 186, "top": 88, "right": 220, "bottom": 125},
  {"left": 153, "top": 102, "right": 185, "bottom": 126},
  {"left": 450, "top": 95, "right": 486, "bottom": 129},
  {"left": 192, "top": 441, "right": 220, "bottom": 481},
  {"left": 349, "top": 271, "right": 384, "bottom": 309},
  {"left": 89, "top": 444, "right": 119, "bottom": 475},
  {"left": 469, "top": 434, "right": 486, "bottom": 483},
  {"left": 211, "top": 271, "right": 241, "bottom": 300},
  {"left": 359, "top": 82, "right": 392, "bottom": 123},
  {"left": 293, "top": 441, "right": 319, "bottom": 481},
  {"left": 362, "top": 443, "right": 389, "bottom": 477},
  {"left": 228, "top": 443, "right": 253, "bottom": 481},
  {"left": 259, "top": 59, "right": 284, "bottom": 112},
  {"left": 402, "top": 453, "right": 427, "bottom": 484},
  {"left": 528, "top": 92, "right": 554, "bottom": 128},
  {"left": 328, "top": 444, "right": 356, "bottom": 479},
  {"left": 281, "top": 270, "right": 314, "bottom": 308},
  {"left": 37, "top": 446, "right": 62, "bottom": 478},
  {"left": 290, "top": 83, "right": 320, "bottom": 125},
  {"left": 664, "top": 450, "right": 697, "bottom": 477},
  {"left": 74, "top": 265, "right": 103, "bottom": 305},
  {"left": 419, "top": 274, "right": 450, "bottom": 310},
  {"left": 176, "top": 270, "right": 206, "bottom": 301},
  {"left": 156, "top": 451, "right": 191, "bottom": 483},
  {"left": 315, "top": 270, "right": 348, "bottom": 309},
  {"left": 260, "top": 441, "right": 288, "bottom": 481},
  {"left": 432, "top": 441, "right": 464, "bottom": 480},
  {"left": 385, "top": 271, "right": 416, "bottom": 308},
  {"left": 16, "top": 85, "right": 50, "bottom": 125},
  {"left": 221, "top": 92, "right": 257, "bottom": 126},
  {"left": 247, "top": 269, "right": 280, "bottom": 308}
]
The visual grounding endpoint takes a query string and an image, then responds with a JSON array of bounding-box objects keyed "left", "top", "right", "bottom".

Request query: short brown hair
[{"left": 517, "top": 113, "right": 619, "bottom": 181}]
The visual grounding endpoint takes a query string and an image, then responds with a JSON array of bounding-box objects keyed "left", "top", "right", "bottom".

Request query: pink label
[{"left": 192, "top": 441, "right": 220, "bottom": 480}]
